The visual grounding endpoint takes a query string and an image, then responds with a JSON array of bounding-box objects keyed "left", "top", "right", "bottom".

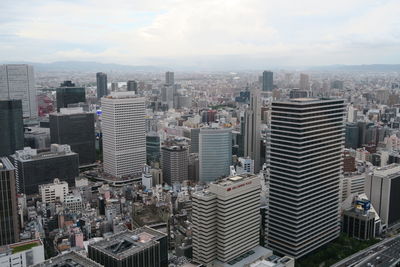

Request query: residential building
[
  {"left": 0, "top": 64, "right": 37, "bottom": 118},
  {"left": 266, "top": 98, "right": 344, "bottom": 258},
  {"left": 0, "top": 158, "right": 19, "bottom": 245},
  {"left": 0, "top": 100, "right": 24, "bottom": 156},
  {"left": 244, "top": 91, "right": 261, "bottom": 173},
  {"left": 102, "top": 92, "right": 146, "bottom": 178}
]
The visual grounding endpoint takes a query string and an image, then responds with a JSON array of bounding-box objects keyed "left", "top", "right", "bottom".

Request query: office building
[
  {"left": 341, "top": 174, "right": 365, "bottom": 201},
  {"left": 88, "top": 227, "right": 167, "bottom": 267},
  {"left": 146, "top": 132, "right": 161, "bottom": 165},
  {"left": 33, "top": 251, "right": 102, "bottom": 267},
  {"left": 50, "top": 108, "right": 96, "bottom": 165},
  {"left": 111, "top": 82, "right": 118, "bottom": 92},
  {"left": 0, "top": 100, "right": 24, "bottom": 156},
  {"left": 165, "top": 71, "right": 174, "bottom": 86},
  {"left": 10, "top": 145, "right": 79, "bottom": 195},
  {"left": 0, "top": 64, "right": 37, "bottom": 118},
  {"left": 0, "top": 239, "right": 44, "bottom": 267},
  {"left": 289, "top": 89, "right": 309, "bottom": 99},
  {"left": 96, "top": 72, "right": 108, "bottom": 99},
  {"left": 299, "top": 73, "right": 310, "bottom": 90},
  {"left": 56, "top": 81, "right": 86, "bottom": 111},
  {"left": 63, "top": 194, "right": 84, "bottom": 214},
  {"left": 0, "top": 158, "right": 19, "bottom": 245},
  {"left": 161, "top": 145, "right": 189, "bottom": 185},
  {"left": 102, "top": 92, "right": 146, "bottom": 178},
  {"left": 24, "top": 126, "right": 50, "bottom": 150},
  {"left": 39, "top": 178, "right": 68, "bottom": 203},
  {"left": 262, "top": 71, "right": 273, "bottom": 91},
  {"left": 345, "top": 123, "right": 359, "bottom": 149},
  {"left": 192, "top": 174, "right": 261, "bottom": 265},
  {"left": 267, "top": 98, "right": 344, "bottom": 258},
  {"left": 244, "top": 91, "right": 261, "bottom": 173},
  {"left": 199, "top": 128, "right": 232, "bottom": 182},
  {"left": 190, "top": 128, "right": 200, "bottom": 153},
  {"left": 127, "top": 80, "right": 138, "bottom": 93},
  {"left": 365, "top": 164, "right": 400, "bottom": 226}
]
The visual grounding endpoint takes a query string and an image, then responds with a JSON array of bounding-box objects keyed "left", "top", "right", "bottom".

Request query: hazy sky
[{"left": 0, "top": 0, "right": 399, "bottom": 67}]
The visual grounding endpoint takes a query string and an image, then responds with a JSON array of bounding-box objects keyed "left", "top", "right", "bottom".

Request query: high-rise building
[
  {"left": 267, "top": 98, "right": 344, "bottom": 258},
  {"left": 244, "top": 91, "right": 261, "bottom": 173},
  {"left": 111, "top": 82, "right": 118, "bottom": 92},
  {"left": 50, "top": 108, "right": 96, "bottom": 165},
  {"left": 56, "top": 81, "right": 86, "bottom": 111},
  {"left": 88, "top": 227, "right": 168, "bottom": 267},
  {"left": 10, "top": 145, "right": 79, "bottom": 195},
  {"left": 192, "top": 174, "right": 261, "bottom": 265},
  {"left": 165, "top": 71, "right": 174, "bottom": 86},
  {"left": 0, "top": 64, "right": 37, "bottom": 118},
  {"left": 262, "top": 71, "right": 273, "bottom": 91},
  {"left": 0, "top": 100, "right": 24, "bottom": 157},
  {"left": 199, "top": 128, "right": 232, "bottom": 182},
  {"left": 0, "top": 157, "right": 20, "bottom": 245},
  {"left": 127, "top": 80, "right": 138, "bottom": 93},
  {"left": 189, "top": 128, "right": 200, "bottom": 153},
  {"left": 299, "top": 73, "right": 310, "bottom": 90},
  {"left": 96, "top": 72, "right": 108, "bottom": 99},
  {"left": 102, "top": 92, "right": 146, "bottom": 178},
  {"left": 161, "top": 145, "right": 189, "bottom": 185},
  {"left": 365, "top": 164, "right": 400, "bottom": 226},
  {"left": 146, "top": 132, "right": 161, "bottom": 165}
]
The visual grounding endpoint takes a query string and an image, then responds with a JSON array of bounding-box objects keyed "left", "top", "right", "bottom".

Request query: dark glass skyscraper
[
  {"left": 96, "top": 72, "right": 108, "bottom": 99},
  {"left": 262, "top": 71, "right": 273, "bottom": 91},
  {"left": 127, "top": 80, "right": 138, "bottom": 93},
  {"left": 0, "top": 100, "right": 24, "bottom": 157},
  {"left": 0, "top": 157, "right": 20, "bottom": 245},
  {"left": 56, "top": 81, "right": 86, "bottom": 111},
  {"left": 50, "top": 111, "right": 96, "bottom": 165}
]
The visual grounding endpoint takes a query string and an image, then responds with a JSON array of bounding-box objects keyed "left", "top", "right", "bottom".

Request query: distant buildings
[
  {"left": 365, "top": 164, "right": 400, "bottom": 226},
  {"left": 0, "top": 64, "right": 37, "bottom": 118},
  {"left": 0, "top": 100, "right": 24, "bottom": 157},
  {"left": 244, "top": 91, "right": 261, "bottom": 173},
  {"left": 199, "top": 128, "right": 232, "bottom": 182},
  {"left": 56, "top": 81, "right": 86, "bottom": 111},
  {"left": 10, "top": 145, "right": 79, "bottom": 195},
  {"left": 262, "top": 71, "right": 273, "bottom": 91},
  {"left": 192, "top": 174, "right": 261, "bottom": 265},
  {"left": 88, "top": 227, "right": 167, "bottom": 267},
  {"left": 267, "top": 98, "right": 344, "bottom": 258},
  {"left": 102, "top": 92, "right": 146, "bottom": 178},
  {"left": 50, "top": 108, "right": 96, "bottom": 165},
  {"left": 0, "top": 157, "right": 19, "bottom": 245},
  {"left": 299, "top": 73, "right": 310, "bottom": 90},
  {"left": 0, "top": 239, "right": 44, "bottom": 267},
  {"left": 127, "top": 80, "right": 138, "bottom": 93},
  {"left": 146, "top": 132, "right": 161, "bottom": 165},
  {"left": 96, "top": 72, "right": 108, "bottom": 99},
  {"left": 165, "top": 71, "right": 174, "bottom": 86},
  {"left": 161, "top": 144, "right": 188, "bottom": 185}
]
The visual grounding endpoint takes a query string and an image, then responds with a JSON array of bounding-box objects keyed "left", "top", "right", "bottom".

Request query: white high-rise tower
[
  {"left": 0, "top": 64, "right": 37, "bottom": 118},
  {"left": 266, "top": 98, "right": 344, "bottom": 258},
  {"left": 102, "top": 92, "right": 146, "bottom": 178}
]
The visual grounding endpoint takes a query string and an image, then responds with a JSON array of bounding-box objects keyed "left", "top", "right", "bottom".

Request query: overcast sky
[{"left": 0, "top": 0, "right": 399, "bottom": 67}]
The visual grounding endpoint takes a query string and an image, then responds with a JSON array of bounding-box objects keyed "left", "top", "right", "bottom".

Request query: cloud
[{"left": 0, "top": 0, "right": 399, "bottom": 67}]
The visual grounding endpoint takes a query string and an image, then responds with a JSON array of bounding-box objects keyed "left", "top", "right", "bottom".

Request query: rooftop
[
  {"left": 89, "top": 227, "right": 165, "bottom": 259},
  {"left": 32, "top": 251, "right": 102, "bottom": 267},
  {"left": 0, "top": 239, "right": 43, "bottom": 255},
  {"left": 373, "top": 164, "right": 400, "bottom": 178},
  {"left": 0, "top": 157, "right": 14, "bottom": 171}
]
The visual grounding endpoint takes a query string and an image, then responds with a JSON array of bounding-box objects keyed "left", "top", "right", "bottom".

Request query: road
[{"left": 333, "top": 235, "right": 400, "bottom": 267}]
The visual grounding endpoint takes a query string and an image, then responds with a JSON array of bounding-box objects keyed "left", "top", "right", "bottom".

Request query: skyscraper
[
  {"left": 50, "top": 108, "right": 96, "bottom": 165},
  {"left": 161, "top": 145, "right": 189, "bottom": 185},
  {"left": 56, "top": 81, "right": 86, "bottom": 111},
  {"left": 199, "top": 128, "right": 232, "bottom": 182},
  {"left": 244, "top": 91, "right": 261, "bottom": 173},
  {"left": 192, "top": 174, "right": 261, "bottom": 265},
  {"left": 299, "top": 73, "right": 310, "bottom": 91},
  {"left": 267, "top": 98, "right": 344, "bottom": 258},
  {"left": 262, "top": 71, "right": 273, "bottom": 91},
  {"left": 165, "top": 71, "right": 174, "bottom": 86},
  {"left": 96, "top": 72, "right": 108, "bottom": 99},
  {"left": 127, "top": 80, "right": 138, "bottom": 93},
  {"left": 0, "top": 157, "right": 20, "bottom": 245},
  {"left": 0, "top": 100, "right": 24, "bottom": 157},
  {"left": 102, "top": 92, "right": 146, "bottom": 178},
  {"left": 0, "top": 64, "right": 37, "bottom": 118}
]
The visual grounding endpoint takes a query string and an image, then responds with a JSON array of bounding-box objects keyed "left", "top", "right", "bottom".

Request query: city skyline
[{"left": 0, "top": 0, "right": 399, "bottom": 68}]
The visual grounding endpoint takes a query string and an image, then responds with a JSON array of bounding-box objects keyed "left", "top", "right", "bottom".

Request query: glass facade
[{"left": 0, "top": 100, "right": 24, "bottom": 157}]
